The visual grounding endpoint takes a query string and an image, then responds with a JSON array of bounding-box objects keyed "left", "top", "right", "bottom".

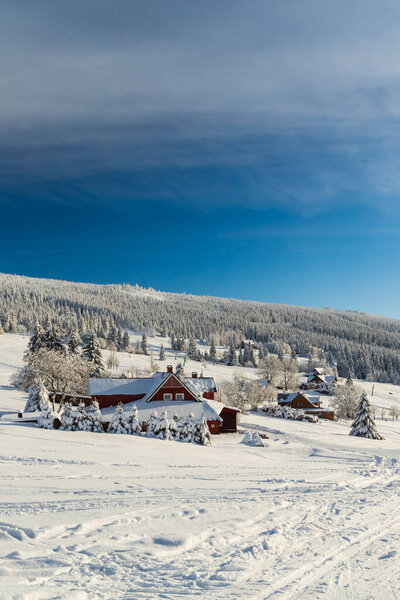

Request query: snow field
[{"left": 0, "top": 334, "right": 400, "bottom": 599}]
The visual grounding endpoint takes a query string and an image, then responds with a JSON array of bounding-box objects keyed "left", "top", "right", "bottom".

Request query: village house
[
  {"left": 277, "top": 391, "right": 335, "bottom": 420},
  {"left": 299, "top": 367, "right": 337, "bottom": 392},
  {"left": 88, "top": 366, "right": 240, "bottom": 434}
]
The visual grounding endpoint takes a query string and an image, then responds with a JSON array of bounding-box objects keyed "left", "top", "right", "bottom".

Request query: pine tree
[
  {"left": 188, "top": 337, "right": 197, "bottom": 359},
  {"left": 84, "top": 400, "right": 103, "bottom": 432},
  {"left": 108, "top": 404, "right": 130, "bottom": 434},
  {"left": 209, "top": 338, "right": 217, "bottom": 362},
  {"left": 122, "top": 330, "right": 130, "bottom": 351},
  {"left": 159, "top": 344, "right": 166, "bottom": 361},
  {"left": 24, "top": 378, "right": 49, "bottom": 412},
  {"left": 146, "top": 410, "right": 159, "bottom": 437},
  {"left": 154, "top": 411, "right": 170, "bottom": 440},
  {"left": 37, "top": 400, "right": 55, "bottom": 429},
  {"left": 68, "top": 331, "right": 80, "bottom": 354},
  {"left": 350, "top": 393, "right": 383, "bottom": 439},
  {"left": 28, "top": 324, "right": 45, "bottom": 354},
  {"left": 82, "top": 334, "right": 103, "bottom": 375},
  {"left": 42, "top": 327, "right": 65, "bottom": 354},
  {"left": 194, "top": 415, "right": 211, "bottom": 445},
  {"left": 126, "top": 405, "right": 142, "bottom": 435},
  {"left": 141, "top": 333, "right": 148, "bottom": 355}
]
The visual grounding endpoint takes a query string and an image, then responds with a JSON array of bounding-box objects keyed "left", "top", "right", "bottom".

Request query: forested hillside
[{"left": 0, "top": 273, "right": 399, "bottom": 383}]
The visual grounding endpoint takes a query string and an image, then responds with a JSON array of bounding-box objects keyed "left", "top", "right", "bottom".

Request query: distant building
[{"left": 277, "top": 392, "right": 335, "bottom": 420}]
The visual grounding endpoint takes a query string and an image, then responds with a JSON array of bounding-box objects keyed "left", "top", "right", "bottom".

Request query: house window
[
  {"left": 175, "top": 393, "right": 184, "bottom": 400},
  {"left": 163, "top": 393, "right": 172, "bottom": 400}
]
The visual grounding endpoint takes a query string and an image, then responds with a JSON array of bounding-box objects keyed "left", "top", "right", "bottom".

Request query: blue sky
[{"left": 1, "top": 1, "right": 400, "bottom": 317}]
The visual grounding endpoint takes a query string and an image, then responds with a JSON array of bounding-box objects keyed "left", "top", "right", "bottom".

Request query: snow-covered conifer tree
[
  {"left": 122, "top": 330, "right": 130, "bottom": 351},
  {"left": 82, "top": 334, "right": 103, "bottom": 375},
  {"left": 209, "top": 338, "right": 217, "bottom": 362},
  {"left": 108, "top": 404, "right": 130, "bottom": 434},
  {"left": 43, "top": 327, "right": 65, "bottom": 354},
  {"left": 141, "top": 333, "right": 148, "bottom": 355},
  {"left": 159, "top": 344, "right": 166, "bottom": 361},
  {"left": 68, "top": 331, "right": 80, "bottom": 354},
  {"left": 24, "top": 378, "right": 49, "bottom": 412},
  {"left": 126, "top": 404, "right": 142, "bottom": 435},
  {"left": 37, "top": 400, "right": 55, "bottom": 429},
  {"left": 194, "top": 415, "right": 211, "bottom": 445},
  {"left": 154, "top": 411, "right": 170, "bottom": 440},
  {"left": 28, "top": 324, "right": 45, "bottom": 354},
  {"left": 146, "top": 410, "right": 159, "bottom": 437},
  {"left": 84, "top": 400, "right": 103, "bottom": 433},
  {"left": 350, "top": 393, "right": 383, "bottom": 439}
]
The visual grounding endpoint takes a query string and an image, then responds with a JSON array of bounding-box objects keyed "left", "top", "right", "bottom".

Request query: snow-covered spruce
[
  {"left": 108, "top": 404, "right": 130, "bottom": 434},
  {"left": 146, "top": 410, "right": 160, "bottom": 438},
  {"left": 194, "top": 415, "right": 211, "bottom": 445},
  {"left": 126, "top": 405, "right": 142, "bottom": 435},
  {"left": 349, "top": 393, "right": 383, "bottom": 440},
  {"left": 24, "top": 378, "right": 49, "bottom": 412},
  {"left": 37, "top": 400, "right": 56, "bottom": 429},
  {"left": 153, "top": 411, "right": 170, "bottom": 440},
  {"left": 60, "top": 402, "right": 81, "bottom": 431},
  {"left": 84, "top": 400, "right": 103, "bottom": 433}
]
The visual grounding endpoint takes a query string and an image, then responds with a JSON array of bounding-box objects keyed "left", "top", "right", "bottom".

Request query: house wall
[
  {"left": 92, "top": 394, "right": 145, "bottom": 409},
  {"left": 290, "top": 395, "right": 320, "bottom": 409},
  {"left": 219, "top": 407, "right": 238, "bottom": 432},
  {"left": 150, "top": 386, "right": 197, "bottom": 402},
  {"left": 203, "top": 391, "right": 215, "bottom": 400}
]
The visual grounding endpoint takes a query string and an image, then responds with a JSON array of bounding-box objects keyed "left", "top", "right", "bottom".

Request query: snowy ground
[{"left": 1, "top": 334, "right": 400, "bottom": 599}]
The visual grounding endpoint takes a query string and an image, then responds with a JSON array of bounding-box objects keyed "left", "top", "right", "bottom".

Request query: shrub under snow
[
  {"left": 37, "top": 400, "right": 56, "bottom": 429},
  {"left": 24, "top": 379, "right": 49, "bottom": 413},
  {"left": 146, "top": 410, "right": 211, "bottom": 445}
]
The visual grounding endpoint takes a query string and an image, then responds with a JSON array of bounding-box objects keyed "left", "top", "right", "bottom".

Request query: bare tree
[
  {"left": 330, "top": 378, "right": 361, "bottom": 419},
  {"left": 12, "top": 349, "right": 92, "bottom": 410},
  {"left": 390, "top": 405, "right": 400, "bottom": 421},
  {"left": 260, "top": 354, "right": 281, "bottom": 386},
  {"left": 280, "top": 357, "right": 299, "bottom": 391}
]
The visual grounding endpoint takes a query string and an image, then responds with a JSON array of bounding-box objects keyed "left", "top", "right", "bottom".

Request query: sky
[{"left": 1, "top": 1, "right": 400, "bottom": 317}]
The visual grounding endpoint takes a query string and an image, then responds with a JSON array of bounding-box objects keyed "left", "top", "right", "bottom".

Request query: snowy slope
[{"left": 0, "top": 334, "right": 400, "bottom": 599}]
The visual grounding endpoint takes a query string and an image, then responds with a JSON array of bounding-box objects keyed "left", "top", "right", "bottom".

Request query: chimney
[
  {"left": 192, "top": 372, "right": 198, "bottom": 378},
  {"left": 167, "top": 365, "right": 173, "bottom": 373}
]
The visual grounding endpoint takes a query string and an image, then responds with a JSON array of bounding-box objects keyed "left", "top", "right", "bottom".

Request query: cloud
[{"left": 2, "top": 1, "right": 400, "bottom": 212}]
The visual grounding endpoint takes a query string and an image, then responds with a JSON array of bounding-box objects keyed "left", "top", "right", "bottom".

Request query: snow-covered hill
[{"left": 0, "top": 334, "right": 400, "bottom": 599}]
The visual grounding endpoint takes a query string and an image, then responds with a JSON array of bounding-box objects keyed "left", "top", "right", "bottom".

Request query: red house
[
  {"left": 88, "top": 366, "right": 239, "bottom": 433},
  {"left": 277, "top": 392, "right": 335, "bottom": 420}
]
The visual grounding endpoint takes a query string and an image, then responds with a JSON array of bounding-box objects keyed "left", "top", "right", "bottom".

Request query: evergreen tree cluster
[
  {"left": 1, "top": 273, "right": 400, "bottom": 383},
  {"left": 146, "top": 410, "right": 211, "bottom": 445}
]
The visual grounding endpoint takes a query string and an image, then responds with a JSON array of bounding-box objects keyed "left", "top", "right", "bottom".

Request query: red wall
[
  {"left": 203, "top": 391, "right": 215, "bottom": 400},
  {"left": 150, "top": 385, "right": 197, "bottom": 402},
  {"left": 93, "top": 394, "right": 145, "bottom": 409}
]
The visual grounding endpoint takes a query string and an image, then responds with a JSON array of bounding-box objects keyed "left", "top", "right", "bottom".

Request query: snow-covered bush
[
  {"left": 193, "top": 415, "right": 211, "bottom": 445},
  {"left": 37, "top": 400, "right": 56, "bottom": 429},
  {"left": 153, "top": 411, "right": 171, "bottom": 440},
  {"left": 242, "top": 431, "right": 264, "bottom": 447},
  {"left": 146, "top": 410, "right": 160, "bottom": 438},
  {"left": 60, "top": 402, "right": 81, "bottom": 431},
  {"left": 350, "top": 393, "right": 383, "bottom": 440},
  {"left": 108, "top": 404, "right": 130, "bottom": 434},
  {"left": 24, "top": 379, "right": 49, "bottom": 412},
  {"left": 261, "top": 403, "right": 319, "bottom": 423},
  {"left": 84, "top": 400, "right": 103, "bottom": 432},
  {"left": 126, "top": 405, "right": 142, "bottom": 435}
]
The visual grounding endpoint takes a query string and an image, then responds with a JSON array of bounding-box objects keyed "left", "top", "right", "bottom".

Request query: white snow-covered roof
[
  {"left": 184, "top": 377, "right": 216, "bottom": 396},
  {"left": 100, "top": 397, "right": 223, "bottom": 423},
  {"left": 277, "top": 393, "right": 299, "bottom": 403},
  {"left": 88, "top": 373, "right": 166, "bottom": 398}
]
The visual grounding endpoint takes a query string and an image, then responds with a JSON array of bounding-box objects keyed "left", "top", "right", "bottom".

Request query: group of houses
[{"left": 276, "top": 367, "right": 337, "bottom": 420}]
